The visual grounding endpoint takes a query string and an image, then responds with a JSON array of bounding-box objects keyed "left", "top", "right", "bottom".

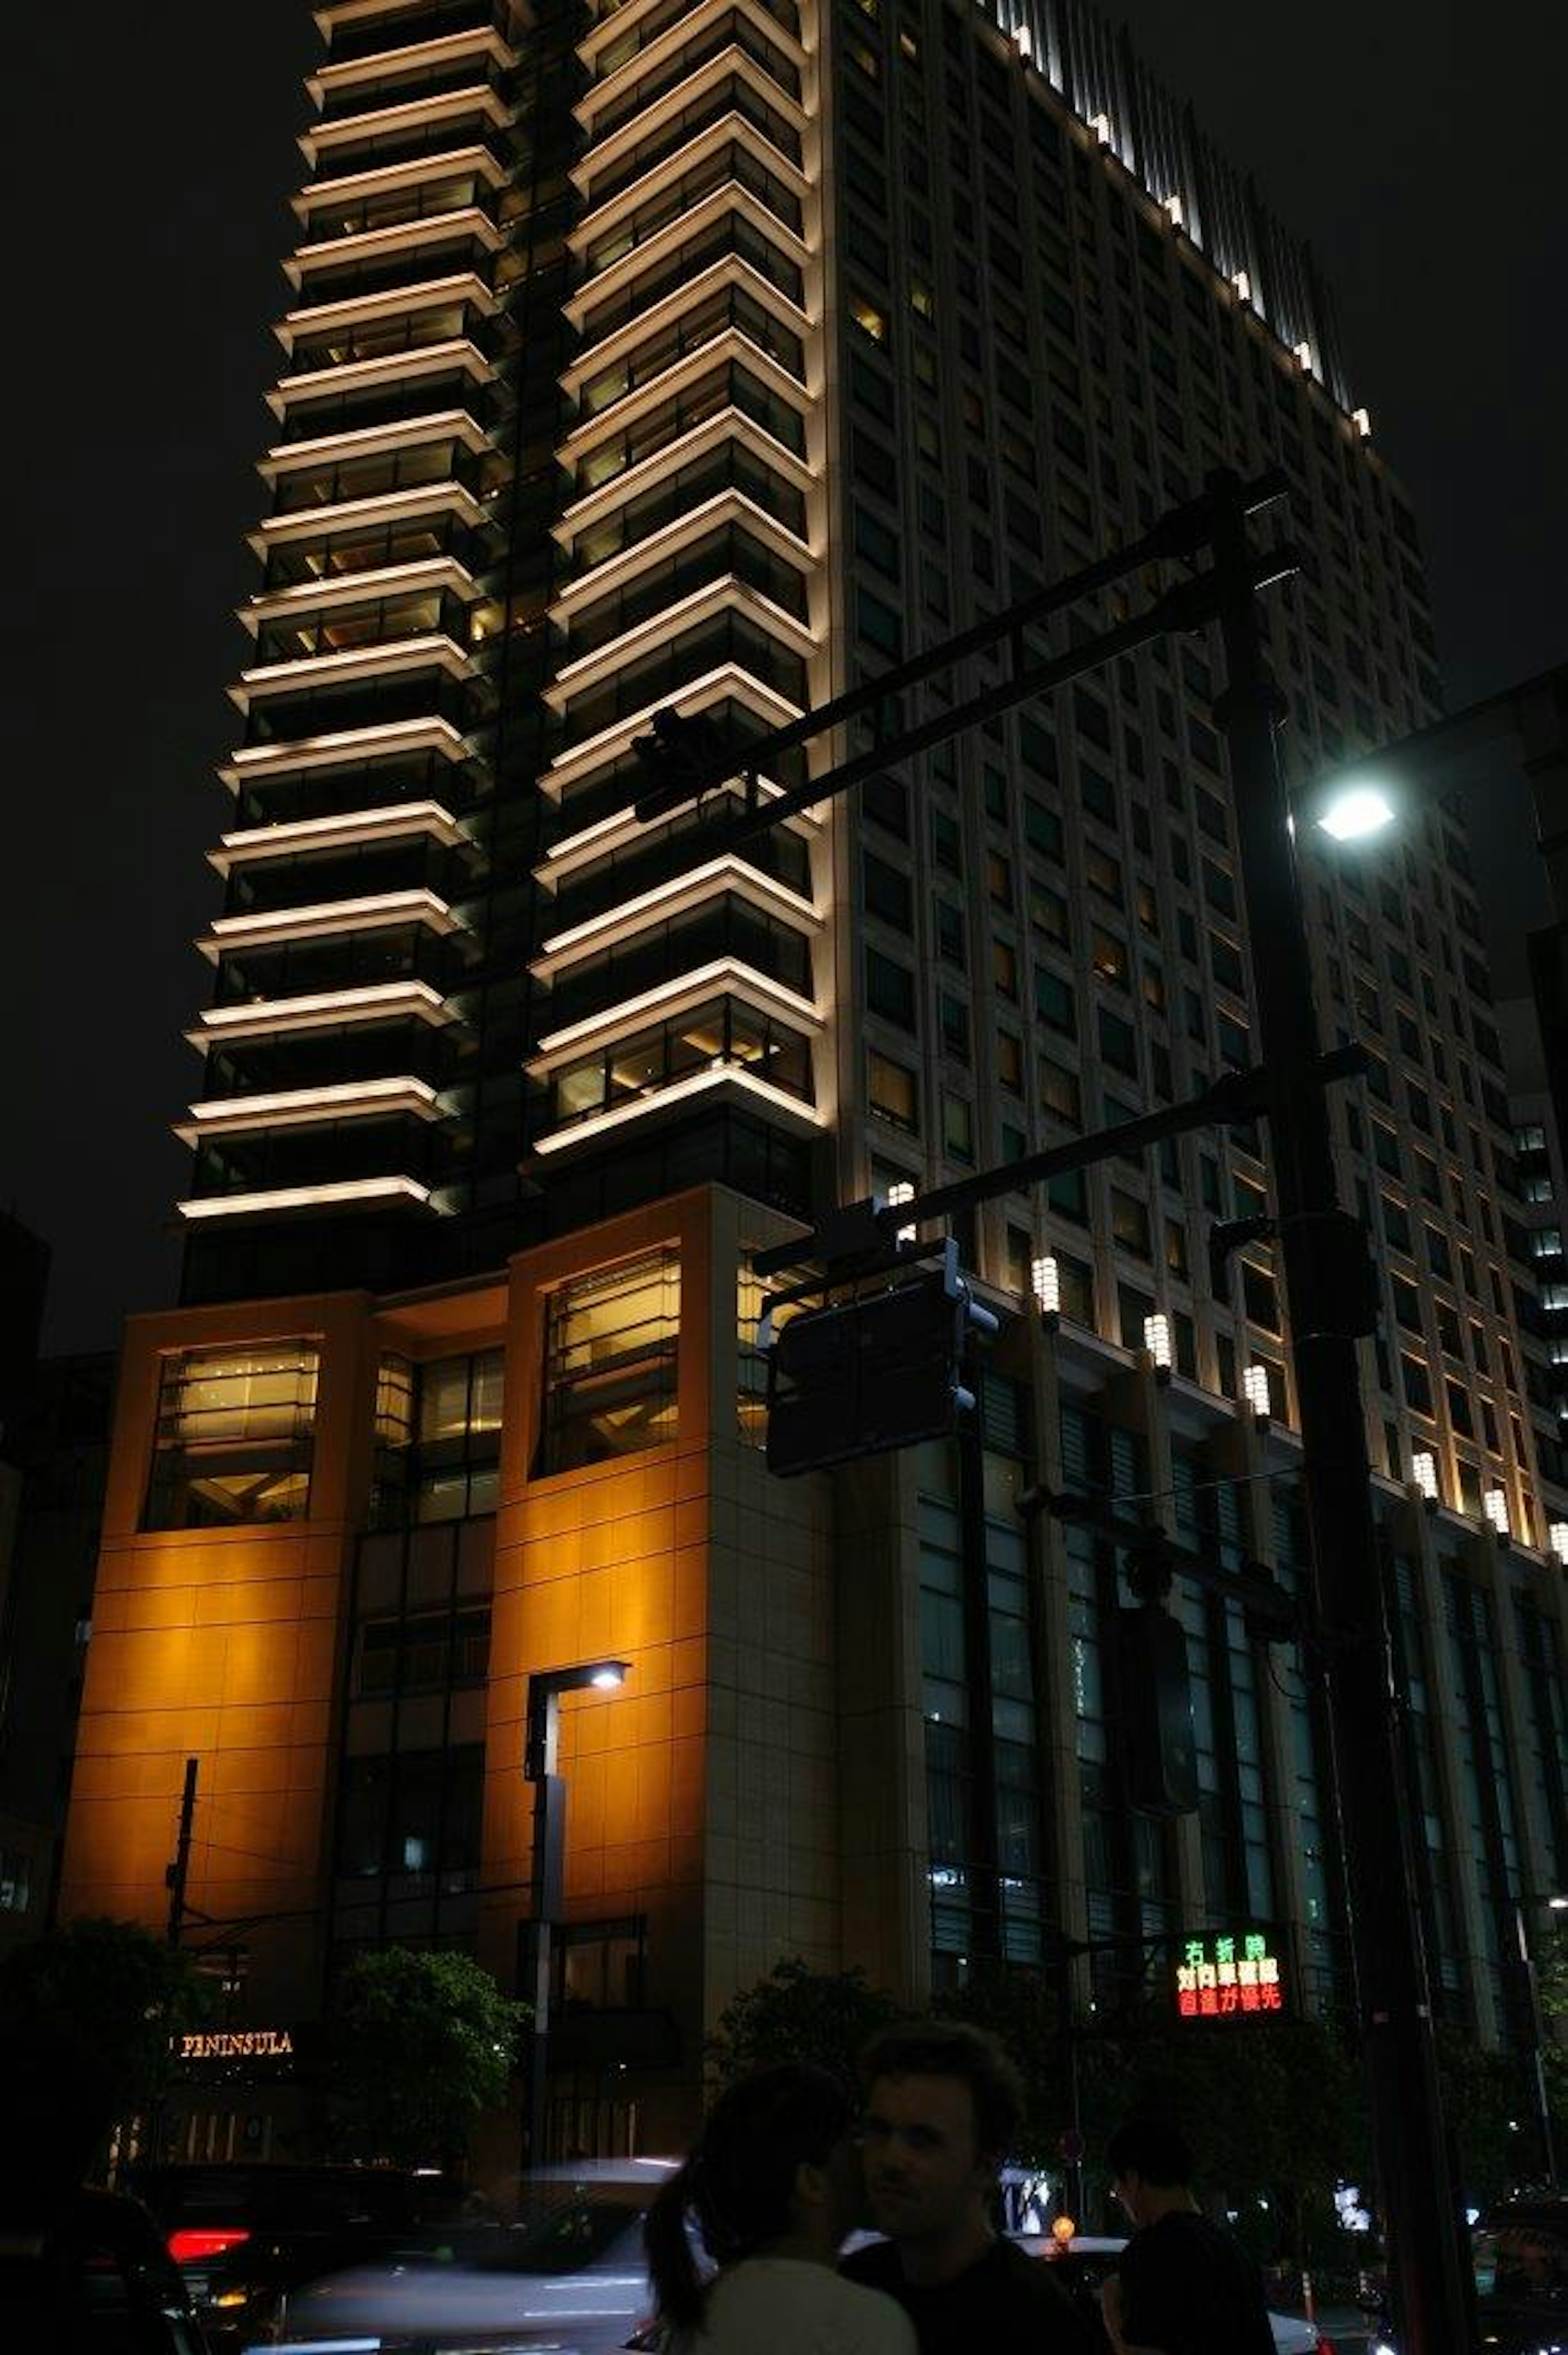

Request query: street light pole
[
  {"left": 1514, "top": 1901, "right": 1561, "bottom": 2190},
  {"left": 1207, "top": 469, "right": 1472, "bottom": 2354},
  {"left": 521, "top": 1661, "right": 630, "bottom": 2174}
]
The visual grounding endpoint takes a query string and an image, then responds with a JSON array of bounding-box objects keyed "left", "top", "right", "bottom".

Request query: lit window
[
  {"left": 145, "top": 1342, "right": 319, "bottom": 1529},
  {"left": 849, "top": 294, "right": 888, "bottom": 343},
  {"left": 539, "top": 1251, "right": 680, "bottom": 1474},
  {"left": 869, "top": 1049, "right": 919, "bottom": 1130}
]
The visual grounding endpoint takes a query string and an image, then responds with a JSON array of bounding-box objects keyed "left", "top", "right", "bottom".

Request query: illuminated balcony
[
  {"left": 532, "top": 853, "right": 820, "bottom": 979},
  {"left": 284, "top": 205, "right": 505, "bottom": 299},
  {"left": 309, "top": 26, "right": 522, "bottom": 120},
  {"left": 271, "top": 332, "right": 499, "bottom": 418},
  {"left": 190, "top": 979, "right": 457, "bottom": 1047},
  {"left": 261, "top": 404, "right": 494, "bottom": 478},
  {"left": 177, "top": 1076, "right": 446, "bottom": 1144},
  {"left": 178, "top": 1175, "right": 437, "bottom": 1222},
  {"left": 532, "top": 959, "right": 819, "bottom": 1070},
  {"left": 542, "top": 661, "right": 802, "bottom": 805},
  {"left": 276, "top": 269, "right": 501, "bottom": 360},
  {"left": 561, "top": 252, "right": 808, "bottom": 412},
  {"left": 568, "top": 46, "right": 806, "bottom": 208},
  {"left": 219, "top": 711, "right": 473, "bottom": 791},
  {"left": 201, "top": 886, "right": 463, "bottom": 962},
  {"left": 576, "top": 0, "right": 806, "bottom": 142},
  {"left": 529, "top": 989, "right": 821, "bottom": 1157},
  {"left": 555, "top": 413, "right": 812, "bottom": 593},
  {"left": 230, "top": 626, "right": 481, "bottom": 716},
  {"left": 245, "top": 555, "right": 483, "bottom": 642},
  {"left": 545, "top": 586, "right": 814, "bottom": 732},
  {"left": 293, "top": 140, "right": 509, "bottom": 230},
  {"left": 210, "top": 799, "right": 472, "bottom": 875},
  {"left": 566, "top": 183, "right": 808, "bottom": 339},
  {"left": 299, "top": 83, "right": 517, "bottom": 172}
]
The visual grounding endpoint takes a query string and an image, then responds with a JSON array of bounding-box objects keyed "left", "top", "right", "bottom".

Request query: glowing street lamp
[
  {"left": 522, "top": 1659, "right": 631, "bottom": 2168},
  {"left": 1314, "top": 779, "right": 1398, "bottom": 843}
]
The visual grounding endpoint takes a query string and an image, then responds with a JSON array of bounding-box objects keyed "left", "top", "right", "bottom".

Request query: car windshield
[
  {"left": 1474, "top": 2220, "right": 1568, "bottom": 2305},
  {"left": 464, "top": 2193, "right": 646, "bottom": 2276}
]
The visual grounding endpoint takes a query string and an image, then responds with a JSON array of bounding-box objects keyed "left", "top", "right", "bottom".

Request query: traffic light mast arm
[
  {"left": 752, "top": 1046, "right": 1366, "bottom": 1282},
  {"left": 1020, "top": 1488, "right": 1300, "bottom": 1641},
  {"left": 631, "top": 470, "right": 1293, "bottom": 826}
]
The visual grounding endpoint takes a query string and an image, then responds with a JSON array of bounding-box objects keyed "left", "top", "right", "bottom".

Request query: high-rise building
[{"left": 59, "top": 0, "right": 1568, "bottom": 2168}]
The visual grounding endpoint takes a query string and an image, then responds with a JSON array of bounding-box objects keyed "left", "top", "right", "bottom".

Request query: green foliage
[
  {"left": 706, "top": 1958, "right": 903, "bottom": 2095},
  {"left": 0, "top": 1916, "right": 209, "bottom": 2119},
  {"left": 1435, "top": 2022, "right": 1537, "bottom": 2208},
  {"left": 1074, "top": 1999, "right": 1367, "bottom": 2264},
  {"left": 322, "top": 1947, "right": 528, "bottom": 2168},
  {"left": 933, "top": 1963, "right": 1070, "bottom": 2168}
]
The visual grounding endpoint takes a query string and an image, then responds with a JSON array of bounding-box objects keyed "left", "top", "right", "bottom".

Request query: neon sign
[
  {"left": 1174, "top": 1931, "right": 1283, "bottom": 2019},
  {"left": 176, "top": 2029, "right": 295, "bottom": 2060}
]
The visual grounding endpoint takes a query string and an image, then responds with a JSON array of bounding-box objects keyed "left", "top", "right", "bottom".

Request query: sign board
[{"left": 1173, "top": 1930, "right": 1283, "bottom": 2019}]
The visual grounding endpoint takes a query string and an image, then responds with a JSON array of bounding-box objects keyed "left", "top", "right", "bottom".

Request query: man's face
[{"left": 859, "top": 2072, "right": 992, "bottom": 2246}]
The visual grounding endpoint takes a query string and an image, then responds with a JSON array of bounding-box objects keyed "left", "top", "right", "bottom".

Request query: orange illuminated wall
[
  {"left": 58, "top": 1291, "right": 376, "bottom": 2009},
  {"left": 479, "top": 1193, "right": 716, "bottom": 2138}
]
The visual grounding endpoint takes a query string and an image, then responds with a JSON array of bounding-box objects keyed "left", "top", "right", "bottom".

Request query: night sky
[{"left": 4, "top": 1, "right": 1565, "bottom": 1355}]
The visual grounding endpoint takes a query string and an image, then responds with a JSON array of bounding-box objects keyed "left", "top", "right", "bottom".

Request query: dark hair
[
  {"left": 859, "top": 2019, "right": 1024, "bottom": 2161},
  {"left": 644, "top": 2063, "right": 854, "bottom": 2331},
  {"left": 1106, "top": 2113, "right": 1196, "bottom": 2188}
]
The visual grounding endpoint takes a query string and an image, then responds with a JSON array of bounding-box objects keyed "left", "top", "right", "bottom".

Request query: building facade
[{"left": 58, "top": 0, "right": 1568, "bottom": 2168}]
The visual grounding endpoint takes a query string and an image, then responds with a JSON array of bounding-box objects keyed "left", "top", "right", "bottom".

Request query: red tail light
[{"left": 167, "top": 2228, "right": 252, "bottom": 2265}]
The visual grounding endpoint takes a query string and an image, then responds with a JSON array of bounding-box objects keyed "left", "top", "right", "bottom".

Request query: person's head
[
  {"left": 857, "top": 2020, "right": 1022, "bottom": 2252},
  {"left": 644, "top": 2063, "right": 858, "bottom": 2329},
  {"left": 1105, "top": 2114, "right": 1196, "bottom": 2227}
]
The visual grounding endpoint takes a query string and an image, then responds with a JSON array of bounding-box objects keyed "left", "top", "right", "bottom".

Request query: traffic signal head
[
  {"left": 631, "top": 706, "right": 733, "bottom": 821},
  {"left": 763, "top": 1248, "right": 1000, "bottom": 1476},
  {"left": 1116, "top": 1603, "right": 1198, "bottom": 1817}
]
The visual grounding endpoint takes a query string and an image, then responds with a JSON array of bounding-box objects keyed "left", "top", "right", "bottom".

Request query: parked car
[
  {"left": 131, "top": 2161, "right": 485, "bottom": 2354},
  {"left": 1468, "top": 2199, "right": 1568, "bottom": 2355},
  {"left": 1020, "top": 2230, "right": 1334, "bottom": 2355},
  {"left": 254, "top": 2159, "right": 680, "bottom": 2354},
  {"left": 0, "top": 2183, "right": 211, "bottom": 2353}
]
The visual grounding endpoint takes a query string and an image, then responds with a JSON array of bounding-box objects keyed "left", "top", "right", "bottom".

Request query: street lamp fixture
[
  {"left": 1483, "top": 1490, "right": 1511, "bottom": 1543},
  {"left": 1549, "top": 1522, "right": 1568, "bottom": 1566},
  {"left": 1144, "top": 1311, "right": 1174, "bottom": 1381},
  {"left": 1412, "top": 1451, "right": 1440, "bottom": 1509},
  {"left": 1242, "top": 1362, "right": 1272, "bottom": 1424},
  {"left": 521, "top": 1659, "right": 631, "bottom": 2167},
  {"left": 1313, "top": 778, "right": 1399, "bottom": 843}
]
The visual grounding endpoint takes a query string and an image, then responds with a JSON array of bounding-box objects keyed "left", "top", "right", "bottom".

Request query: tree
[
  {"left": 933, "top": 1962, "right": 1072, "bottom": 2168},
  {"left": 1064, "top": 1999, "right": 1366, "bottom": 2266},
  {"left": 0, "top": 1916, "right": 209, "bottom": 2123},
  {"left": 1435, "top": 2023, "right": 1536, "bottom": 2210},
  {"left": 322, "top": 1947, "right": 528, "bottom": 2168},
  {"left": 706, "top": 1958, "right": 904, "bottom": 2094}
]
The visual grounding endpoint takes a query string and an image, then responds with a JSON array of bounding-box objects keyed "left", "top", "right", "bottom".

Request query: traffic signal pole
[
  {"left": 631, "top": 467, "right": 1473, "bottom": 2347},
  {"left": 1206, "top": 471, "right": 1470, "bottom": 2355}
]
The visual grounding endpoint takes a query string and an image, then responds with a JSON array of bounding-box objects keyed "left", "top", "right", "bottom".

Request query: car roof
[{"left": 520, "top": 2160, "right": 681, "bottom": 2185}]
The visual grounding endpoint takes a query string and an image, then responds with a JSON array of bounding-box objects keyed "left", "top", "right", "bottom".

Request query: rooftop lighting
[{"left": 1032, "top": 1253, "right": 1062, "bottom": 1326}]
